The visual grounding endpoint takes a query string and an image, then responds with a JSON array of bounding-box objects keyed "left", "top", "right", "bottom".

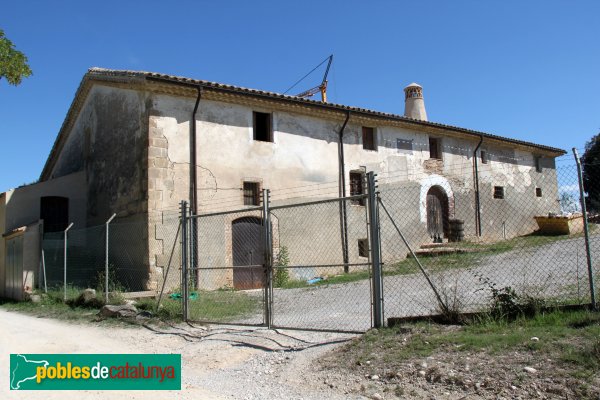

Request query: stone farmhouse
[{"left": 0, "top": 68, "right": 565, "bottom": 298}]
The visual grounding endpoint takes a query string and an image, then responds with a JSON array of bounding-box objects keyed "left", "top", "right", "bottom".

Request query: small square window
[
  {"left": 481, "top": 150, "right": 488, "bottom": 164},
  {"left": 253, "top": 112, "right": 272, "bottom": 142},
  {"left": 362, "top": 127, "right": 376, "bottom": 151},
  {"left": 536, "top": 187, "right": 543, "bottom": 197},
  {"left": 429, "top": 137, "right": 441, "bottom": 159},
  {"left": 243, "top": 182, "right": 260, "bottom": 206},
  {"left": 350, "top": 172, "right": 365, "bottom": 206},
  {"left": 493, "top": 186, "right": 505, "bottom": 199},
  {"left": 358, "top": 239, "right": 369, "bottom": 257}
]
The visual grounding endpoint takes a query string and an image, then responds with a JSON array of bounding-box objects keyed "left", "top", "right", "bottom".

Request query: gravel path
[
  {"left": 0, "top": 309, "right": 360, "bottom": 400},
  {"left": 236, "top": 234, "right": 600, "bottom": 331}
]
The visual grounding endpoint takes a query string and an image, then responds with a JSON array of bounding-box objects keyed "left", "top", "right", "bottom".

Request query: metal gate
[{"left": 179, "top": 173, "right": 383, "bottom": 333}]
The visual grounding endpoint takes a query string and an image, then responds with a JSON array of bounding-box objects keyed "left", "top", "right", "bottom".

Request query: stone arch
[
  {"left": 419, "top": 174, "right": 455, "bottom": 224},
  {"left": 426, "top": 185, "right": 450, "bottom": 240}
]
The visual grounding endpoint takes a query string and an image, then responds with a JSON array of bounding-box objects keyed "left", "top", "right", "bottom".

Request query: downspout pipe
[
  {"left": 190, "top": 85, "right": 203, "bottom": 288},
  {"left": 338, "top": 111, "right": 351, "bottom": 272},
  {"left": 191, "top": 86, "right": 202, "bottom": 215},
  {"left": 473, "top": 134, "right": 483, "bottom": 237}
]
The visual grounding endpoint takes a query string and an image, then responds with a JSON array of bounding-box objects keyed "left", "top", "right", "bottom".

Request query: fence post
[
  {"left": 180, "top": 201, "right": 189, "bottom": 321},
  {"left": 104, "top": 213, "right": 117, "bottom": 303},
  {"left": 367, "top": 172, "right": 384, "bottom": 328},
  {"left": 63, "top": 222, "right": 74, "bottom": 301},
  {"left": 41, "top": 249, "right": 47, "bottom": 294},
  {"left": 573, "top": 148, "right": 597, "bottom": 310},
  {"left": 262, "top": 189, "right": 273, "bottom": 328}
]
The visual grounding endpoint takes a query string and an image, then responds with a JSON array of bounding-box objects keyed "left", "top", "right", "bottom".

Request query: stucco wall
[
  {"left": 145, "top": 93, "right": 561, "bottom": 287},
  {"left": 48, "top": 85, "right": 149, "bottom": 226},
  {"left": 43, "top": 84, "right": 152, "bottom": 290},
  {"left": 0, "top": 173, "right": 86, "bottom": 297},
  {"left": 3, "top": 171, "right": 87, "bottom": 232}
]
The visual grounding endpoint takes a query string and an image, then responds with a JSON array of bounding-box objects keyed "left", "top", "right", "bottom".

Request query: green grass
[
  {"left": 343, "top": 310, "right": 600, "bottom": 375},
  {"left": 0, "top": 287, "right": 126, "bottom": 324},
  {"left": 138, "top": 289, "right": 261, "bottom": 322},
  {"left": 328, "top": 310, "right": 600, "bottom": 399},
  {"left": 277, "top": 230, "right": 592, "bottom": 290},
  {"left": 2, "top": 286, "right": 261, "bottom": 325},
  {"left": 278, "top": 269, "right": 372, "bottom": 289}
]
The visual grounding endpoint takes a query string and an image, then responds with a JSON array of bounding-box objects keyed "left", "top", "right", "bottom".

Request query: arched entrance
[
  {"left": 232, "top": 217, "right": 265, "bottom": 290},
  {"left": 426, "top": 186, "right": 449, "bottom": 242}
]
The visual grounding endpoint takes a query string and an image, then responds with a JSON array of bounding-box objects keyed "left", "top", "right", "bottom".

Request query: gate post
[
  {"left": 573, "top": 148, "right": 597, "bottom": 310},
  {"left": 367, "top": 172, "right": 384, "bottom": 328},
  {"left": 262, "top": 189, "right": 273, "bottom": 328},
  {"left": 63, "top": 222, "right": 74, "bottom": 301},
  {"left": 105, "top": 213, "right": 116, "bottom": 303},
  {"left": 180, "top": 200, "right": 189, "bottom": 321}
]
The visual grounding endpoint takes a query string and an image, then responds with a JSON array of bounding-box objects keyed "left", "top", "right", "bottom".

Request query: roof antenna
[{"left": 283, "top": 55, "right": 333, "bottom": 102}]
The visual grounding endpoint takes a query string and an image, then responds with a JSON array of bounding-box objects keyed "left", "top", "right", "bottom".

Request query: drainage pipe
[
  {"left": 473, "top": 135, "right": 484, "bottom": 237},
  {"left": 338, "top": 111, "right": 351, "bottom": 272},
  {"left": 190, "top": 86, "right": 203, "bottom": 287}
]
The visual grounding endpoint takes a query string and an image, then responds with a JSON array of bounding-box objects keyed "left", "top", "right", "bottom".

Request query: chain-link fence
[
  {"left": 41, "top": 212, "right": 181, "bottom": 303},
  {"left": 35, "top": 151, "right": 599, "bottom": 332},
  {"left": 378, "top": 161, "right": 598, "bottom": 322},
  {"left": 269, "top": 195, "right": 372, "bottom": 332},
  {"left": 185, "top": 206, "right": 268, "bottom": 326}
]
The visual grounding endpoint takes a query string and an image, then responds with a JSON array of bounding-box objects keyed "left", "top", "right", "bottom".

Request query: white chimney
[{"left": 403, "top": 83, "right": 428, "bottom": 121}]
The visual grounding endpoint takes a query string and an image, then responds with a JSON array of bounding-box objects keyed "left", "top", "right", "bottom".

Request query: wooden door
[
  {"left": 426, "top": 186, "right": 448, "bottom": 242},
  {"left": 232, "top": 217, "right": 265, "bottom": 290}
]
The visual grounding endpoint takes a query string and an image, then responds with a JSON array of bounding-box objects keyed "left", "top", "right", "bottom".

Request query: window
[
  {"left": 358, "top": 239, "right": 369, "bottom": 257},
  {"left": 243, "top": 182, "right": 260, "bottom": 206},
  {"left": 481, "top": 150, "right": 488, "bottom": 164},
  {"left": 349, "top": 172, "right": 365, "bottom": 206},
  {"left": 536, "top": 187, "right": 543, "bottom": 197},
  {"left": 535, "top": 156, "right": 543, "bottom": 173},
  {"left": 253, "top": 112, "right": 272, "bottom": 142},
  {"left": 40, "top": 196, "right": 69, "bottom": 233},
  {"left": 429, "top": 137, "right": 441, "bottom": 159},
  {"left": 396, "top": 138, "right": 413, "bottom": 153},
  {"left": 493, "top": 186, "right": 505, "bottom": 199},
  {"left": 362, "top": 127, "right": 376, "bottom": 151}
]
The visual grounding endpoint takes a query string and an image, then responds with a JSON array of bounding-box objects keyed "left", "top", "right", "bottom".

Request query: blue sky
[{"left": 1, "top": 0, "right": 598, "bottom": 192}]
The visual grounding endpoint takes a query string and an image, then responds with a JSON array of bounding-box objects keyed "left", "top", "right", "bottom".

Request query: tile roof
[
  {"left": 87, "top": 68, "right": 565, "bottom": 155},
  {"left": 41, "top": 67, "right": 566, "bottom": 180}
]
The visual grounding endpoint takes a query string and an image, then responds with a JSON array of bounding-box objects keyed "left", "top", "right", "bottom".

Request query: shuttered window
[{"left": 243, "top": 182, "right": 260, "bottom": 206}]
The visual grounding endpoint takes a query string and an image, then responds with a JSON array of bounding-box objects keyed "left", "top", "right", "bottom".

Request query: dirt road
[{"left": 0, "top": 309, "right": 360, "bottom": 399}]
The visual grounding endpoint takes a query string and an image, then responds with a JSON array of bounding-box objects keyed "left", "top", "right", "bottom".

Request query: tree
[
  {"left": 581, "top": 132, "right": 600, "bottom": 212},
  {"left": 559, "top": 192, "right": 579, "bottom": 214},
  {"left": 0, "top": 29, "right": 32, "bottom": 86}
]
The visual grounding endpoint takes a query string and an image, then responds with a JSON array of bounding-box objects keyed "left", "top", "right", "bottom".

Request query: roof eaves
[
  {"left": 139, "top": 70, "right": 565, "bottom": 155},
  {"left": 41, "top": 68, "right": 566, "bottom": 180}
]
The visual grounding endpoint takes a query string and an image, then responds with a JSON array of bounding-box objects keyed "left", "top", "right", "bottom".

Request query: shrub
[
  {"left": 274, "top": 246, "right": 290, "bottom": 288},
  {"left": 475, "top": 272, "right": 545, "bottom": 320}
]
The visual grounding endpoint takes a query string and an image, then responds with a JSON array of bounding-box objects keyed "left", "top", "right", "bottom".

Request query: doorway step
[{"left": 412, "top": 242, "right": 474, "bottom": 257}]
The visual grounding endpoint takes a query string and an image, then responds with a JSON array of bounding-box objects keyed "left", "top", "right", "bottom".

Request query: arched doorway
[
  {"left": 426, "top": 186, "right": 449, "bottom": 242},
  {"left": 232, "top": 217, "right": 265, "bottom": 290}
]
